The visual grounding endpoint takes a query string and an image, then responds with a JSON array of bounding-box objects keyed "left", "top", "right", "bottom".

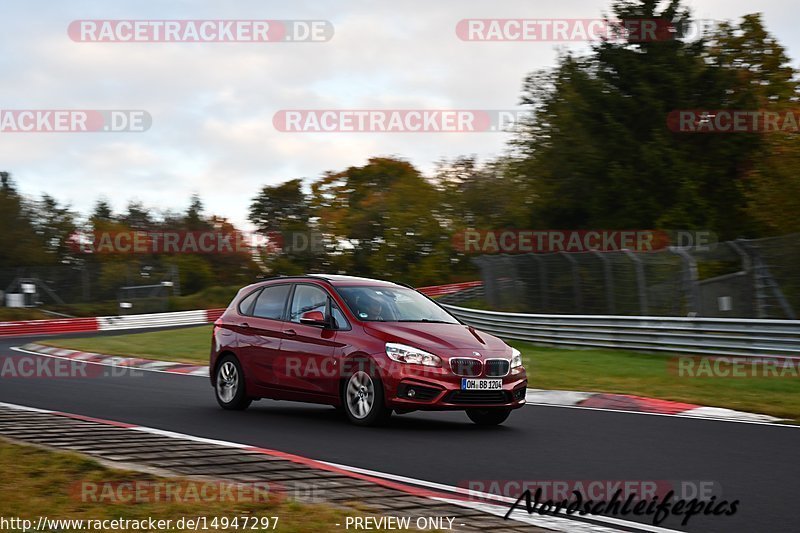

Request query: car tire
[
  {"left": 342, "top": 368, "right": 392, "bottom": 426},
  {"left": 466, "top": 408, "right": 511, "bottom": 426},
  {"left": 214, "top": 355, "right": 252, "bottom": 411}
]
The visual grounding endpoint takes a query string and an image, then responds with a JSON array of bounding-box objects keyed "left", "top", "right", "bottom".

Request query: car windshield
[{"left": 336, "top": 286, "right": 460, "bottom": 323}]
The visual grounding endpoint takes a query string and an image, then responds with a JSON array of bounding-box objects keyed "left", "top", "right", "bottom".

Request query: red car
[{"left": 210, "top": 275, "right": 527, "bottom": 426}]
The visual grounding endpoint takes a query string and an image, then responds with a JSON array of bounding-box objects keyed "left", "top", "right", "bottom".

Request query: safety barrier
[
  {"left": 0, "top": 309, "right": 224, "bottom": 337},
  {"left": 98, "top": 309, "right": 221, "bottom": 331},
  {"left": 442, "top": 304, "right": 800, "bottom": 359},
  {"left": 0, "top": 317, "right": 101, "bottom": 337},
  {"left": 4, "top": 282, "right": 798, "bottom": 359}
]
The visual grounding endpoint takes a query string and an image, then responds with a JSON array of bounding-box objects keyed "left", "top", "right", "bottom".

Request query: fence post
[
  {"left": 592, "top": 250, "right": 615, "bottom": 314},
  {"left": 728, "top": 240, "right": 754, "bottom": 317},
  {"left": 738, "top": 240, "right": 796, "bottom": 319},
  {"left": 170, "top": 264, "right": 181, "bottom": 297},
  {"left": 562, "top": 253, "right": 582, "bottom": 313},
  {"left": 82, "top": 265, "right": 91, "bottom": 302},
  {"left": 529, "top": 254, "right": 548, "bottom": 312},
  {"left": 623, "top": 249, "right": 648, "bottom": 315},
  {"left": 472, "top": 256, "right": 499, "bottom": 309},
  {"left": 670, "top": 247, "right": 699, "bottom": 316}
]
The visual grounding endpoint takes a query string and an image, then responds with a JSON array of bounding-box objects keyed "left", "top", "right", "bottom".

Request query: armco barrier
[
  {"left": 442, "top": 304, "right": 800, "bottom": 359},
  {"left": 98, "top": 309, "right": 218, "bottom": 331},
  {"left": 5, "top": 287, "right": 799, "bottom": 359},
  {"left": 0, "top": 317, "right": 100, "bottom": 337},
  {"left": 0, "top": 309, "right": 225, "bottom": 337}
]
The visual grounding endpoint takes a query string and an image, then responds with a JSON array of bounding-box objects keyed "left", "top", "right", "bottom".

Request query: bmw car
[{"left": 210, "top": 274, "right": 527, "bottom": 426}]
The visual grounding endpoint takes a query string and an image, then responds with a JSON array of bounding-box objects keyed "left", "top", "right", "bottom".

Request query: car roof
[{"left": 245, "top": 274, "right": 406, "bottom": 292}]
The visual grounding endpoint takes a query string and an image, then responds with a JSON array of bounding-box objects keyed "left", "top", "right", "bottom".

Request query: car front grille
[
  {"left": 485, "top": 359, "right": 510, "bottom": 377},
  {"left": 450, "top": 358, "right": 482, "bottom": 377},
  {"left": 445, "top": 390, "right": 510, "bottom": 404}
]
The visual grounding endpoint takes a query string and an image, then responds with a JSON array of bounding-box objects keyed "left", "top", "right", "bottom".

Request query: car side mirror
[{"left": 299, "top": 310, "right": 328, "bottom": 327}]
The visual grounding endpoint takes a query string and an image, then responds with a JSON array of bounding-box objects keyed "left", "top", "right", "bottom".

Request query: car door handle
[
  {"left": 240, "top": 322, "right": 249, "bottom": 328},
  {"left": 284, "top": 329, "right": 297, "bottom": 337}
]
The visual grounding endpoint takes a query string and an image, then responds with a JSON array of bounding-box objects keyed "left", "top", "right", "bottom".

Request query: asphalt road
[{"left": 0, "top": 332, "right": 796, "bottom": 533}]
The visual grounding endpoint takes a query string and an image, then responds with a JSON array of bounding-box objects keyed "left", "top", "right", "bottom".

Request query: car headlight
[
  {"left": 510, "top": 348, "right": 523, "bottom": 369},
  {"left": 385, "top": 343, "right": 442, "bottom": 367}
]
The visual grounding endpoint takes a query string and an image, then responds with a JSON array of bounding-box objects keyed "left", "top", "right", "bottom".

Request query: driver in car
[{"left": 359, "top": 296, "right": 386, "bottom": 321}]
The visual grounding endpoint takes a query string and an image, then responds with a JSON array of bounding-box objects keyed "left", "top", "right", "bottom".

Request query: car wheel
[
  {"left": 466, "top": 408, "right": 511, "bottom": 426},
  {"left": 342, "top": 369, "right": 391, "bottom": 426},
  {"left": 215, "top": 356, "right": 252, "bottom": 411}
]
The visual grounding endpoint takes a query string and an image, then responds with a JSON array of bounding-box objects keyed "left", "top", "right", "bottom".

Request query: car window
[
  {"left": 337, "top": 286, "right": 459, "bottom": 323},
  {"left": 289, "top": 284, "right": 329, "bottom": 323},
  {"left": 237, "top": 289, "right": 261, "bottom": 316},
  {"left": 331, "top": 301, "right": 350, "bottom": 330},
  {"left": 252, "top": 284, "right": 291, "bottom": 320}
]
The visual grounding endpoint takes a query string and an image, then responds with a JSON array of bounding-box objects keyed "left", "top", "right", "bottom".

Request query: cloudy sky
[{"left": 1, "top": 0, "right": 797, "bottom": 229}]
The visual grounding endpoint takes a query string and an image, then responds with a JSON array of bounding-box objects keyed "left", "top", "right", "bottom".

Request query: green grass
[
  {"left": 512, "top": 341, "right": 800, "bottom": 422},
  {"left": 0, "top": 439, "right": 416, "bottom": 532},
  {"left": 42, "top": 327, "right": 800, "bottom": 421},
  {"left": 0, "top": 308, "right": 59, "bottom": 320},
  {"left": 44, "top": 325, "right": 213, "bottom": 365}
]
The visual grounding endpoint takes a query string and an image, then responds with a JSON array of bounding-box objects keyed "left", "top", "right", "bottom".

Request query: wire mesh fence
[
  {"left": 470, "top": 234, "right": 800, "bottom": 319},
  {"left": 0, "top": 262, "right": 179, "bottom": 311}
]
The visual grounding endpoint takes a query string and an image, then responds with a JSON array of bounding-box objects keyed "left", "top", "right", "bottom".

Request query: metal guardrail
[
  {"left": 98, "top": 309, "right": 212, "bottom": 331},
  {"left": 442, "top": 304, "right": 800, "bottom": 359}
]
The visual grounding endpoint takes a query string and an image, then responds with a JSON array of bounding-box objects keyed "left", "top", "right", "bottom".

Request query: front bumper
[{"left": 381, "top": 363, "right": 528, "bottom": 411}]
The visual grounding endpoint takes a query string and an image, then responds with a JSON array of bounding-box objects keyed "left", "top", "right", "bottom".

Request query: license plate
[{"left": 461, "top": 378, "right": 502, "bottom": 391}]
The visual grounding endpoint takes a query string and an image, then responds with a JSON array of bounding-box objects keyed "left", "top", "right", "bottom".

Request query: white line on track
[{"left": 524, "top": 402, "right": 799, "bottom": 429}]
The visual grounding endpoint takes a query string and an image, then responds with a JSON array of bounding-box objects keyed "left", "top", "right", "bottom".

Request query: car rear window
[
  {"left": 252, "top": 284, "right": 291, "bottom": 320},
  {"left": 237, "top": 289, "right": 261, "bottom": 316}
]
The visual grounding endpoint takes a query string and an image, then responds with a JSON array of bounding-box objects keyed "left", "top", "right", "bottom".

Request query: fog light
[{"left": 407, "top": 388, "right": 416, "bottom": 398}]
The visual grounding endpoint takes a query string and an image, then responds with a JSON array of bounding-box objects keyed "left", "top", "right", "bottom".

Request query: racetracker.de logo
[
  {"left": 71, "top": 231, "right": 250, "bottom": 255},
  {"left": 456, "top": 18, "right": 674, "bottom": 42},
  {"left": 670, "top": 356, "right": 800, "bottom": 378},
  {"left": 72, "top": 480, "right": 280, "bottom": 504},
  {"left": 70, "top": 230, "right": 326, "bottom": 255},
  {"left": 273, "top": 110, "right": 532, "bottom": 133},
  {"left": 455, "top": 230, "right": 665, "bottom": 254},
  {"left": 68, "top": 20, "right": 334, "bottom": 42},
  {"left": 0, "top": 110, "right": 151, "bottom": 133},
  {"left": 0, "top": 356, "right": 143, "bottom": 379},
  {"left": 668, "top": 109, "right": 800, "bottom": 133},
  {"left": 454, "top": 230, "right": 716, "bottom": 254},
  {"left": 460, "top": 479, "right": 722, "bottom": 502}
]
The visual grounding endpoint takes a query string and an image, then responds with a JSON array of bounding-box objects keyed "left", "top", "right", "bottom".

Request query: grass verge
[
  {"left": 512, "top": 341, "right": 799, "bottom": 422},
  {"left": 41, "top": 327, "right": 800, "bottom": 421},
  {"left": 0, "top": 438, "right": 416, "bottom": 532},
  {"left": 43, "top": 325, "right": 212, "bottom": 365}
]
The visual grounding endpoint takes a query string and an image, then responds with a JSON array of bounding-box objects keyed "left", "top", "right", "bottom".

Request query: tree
[
  {"left": 512, "top": 2, "right": 798, "bottom": 239},
  {"left": 31, "top": 194, "right": 77, "bottom": 264},
  {"left": 249, "top": 179, "right": 309, "bottom": 233},
  {"left": 702, "top": 14, "right": 800, "bottom": 235},
  {"left": 90, "top": 199, "right": 113, "bottom": 224},
  {"left": 249, "top": 178, "right": 325, "bottom": 274},
  {"left": 184, "top": 194, "right": 210, "bottom": 231},
  {"left": 120, "top": 201, "right": 154, "bottom": 231},
  {"left": 0, "top": 172, "right": 49, "bottom": 268},
  {"left": 311, "top": 157, "right": 450, "bottom": 284}
]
